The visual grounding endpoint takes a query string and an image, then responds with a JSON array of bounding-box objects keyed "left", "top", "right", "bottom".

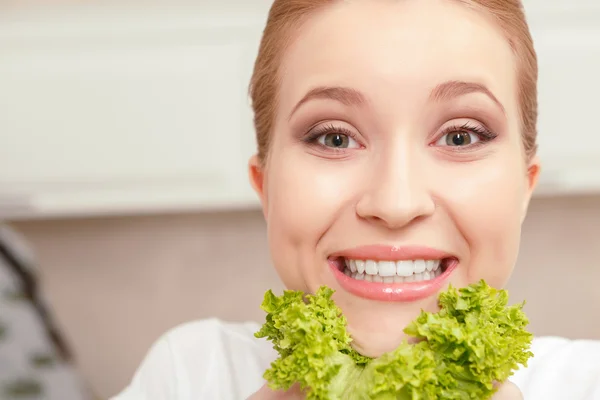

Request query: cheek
[
  {"left": 263, "top": 150, "right": 357, "bottom": 289},
  {"left": 442, "top": 159, "right": 527, "bottom": 286}
]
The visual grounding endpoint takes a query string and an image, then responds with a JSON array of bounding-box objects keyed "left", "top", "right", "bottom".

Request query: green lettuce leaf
[{"left": 255, "top": 280, "right": 533, "bottom": 400}]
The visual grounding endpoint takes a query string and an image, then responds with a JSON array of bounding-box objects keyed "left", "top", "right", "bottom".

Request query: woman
[{"left": 114, "top": 0, "right": 600, "bottom": 399}]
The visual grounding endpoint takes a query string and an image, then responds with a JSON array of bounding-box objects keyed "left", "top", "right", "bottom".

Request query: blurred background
[{"left": 0, "top": 0, "right": 599, "bottom": 399}]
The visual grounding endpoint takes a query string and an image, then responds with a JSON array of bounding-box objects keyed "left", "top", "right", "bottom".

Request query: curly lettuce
[{"left": 255, "top": 280, "right": 533, "bottom": 400}]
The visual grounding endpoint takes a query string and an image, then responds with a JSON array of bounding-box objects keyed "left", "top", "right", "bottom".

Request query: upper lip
[{"left": 329, "top": 245, "right": 455, "bottom": 261}]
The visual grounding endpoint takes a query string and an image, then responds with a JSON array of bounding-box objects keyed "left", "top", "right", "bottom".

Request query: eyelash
[
  {"left": 437, "top": 122, "right": 498, "bottom": 148},
  {"left": 302, "top": 121, "right": 498, "bottom": 152},
  {"left": 302, "top": 123, "right": 362, "bottom": 150}
]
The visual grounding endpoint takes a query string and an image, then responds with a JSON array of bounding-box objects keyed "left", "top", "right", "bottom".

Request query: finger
[{"left": 492, "top": 381, "right": 523, "bottom": 400}]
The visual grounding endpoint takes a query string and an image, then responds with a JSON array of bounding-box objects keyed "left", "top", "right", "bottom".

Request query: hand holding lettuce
[{"left": 255, "top": 280, "right": 532, "bottom": 400}]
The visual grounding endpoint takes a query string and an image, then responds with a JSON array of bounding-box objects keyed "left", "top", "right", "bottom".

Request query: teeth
[
  {"left": 355, "top": 260, "right": 366, "bottom": 274},
  {"left": 426, "top": 260, "right": 436, "bottom": 272},
  {"left": 345, "top": 259, "right": 358, "bottom": 273},
  {"left": 342, "top": 259, "right": 444, "bottom": 283},
  {"left": 414, "top": 260, "right": 427, "bottom": 274},
  {"left": 365, "top": 260, "right": 378, "bottom": 275},
  {"left": 396, "top": 260, "right": 414, "bottom": 277},
  {"left": 378, "top": 261, "right": 396, "bottom": 277}
]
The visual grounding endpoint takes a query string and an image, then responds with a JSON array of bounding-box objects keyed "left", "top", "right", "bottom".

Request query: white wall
[
  {"left": 10, "top": 194, "right": 600, "bottom": 399},
  {"left": 2, "top": 1, "right": 600, "bottom": 221}
]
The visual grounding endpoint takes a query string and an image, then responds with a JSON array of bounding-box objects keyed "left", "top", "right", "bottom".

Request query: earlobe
[{"left": 248, "top": 154, "right": 268, "bottom": 217}]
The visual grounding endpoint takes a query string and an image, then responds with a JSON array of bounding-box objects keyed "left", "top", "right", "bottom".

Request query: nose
[{"left": 355, "top": 153, "right": 436, "bottom": 229}]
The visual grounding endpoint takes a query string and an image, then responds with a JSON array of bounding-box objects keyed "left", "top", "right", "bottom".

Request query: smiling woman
[
  {"left": 111, "top": 0, "right": 600, "bottom": 400},
  {"left": 248, "top": 0, "right": 538, "bottom": 363}
]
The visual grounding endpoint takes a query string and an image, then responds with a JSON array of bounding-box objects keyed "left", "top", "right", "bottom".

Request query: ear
[
  {"left": 248, "top": 154, "right": 268, "bottom": 218},
  {"left": 521, "top": 155, "right": 541, "bottom": 223}
]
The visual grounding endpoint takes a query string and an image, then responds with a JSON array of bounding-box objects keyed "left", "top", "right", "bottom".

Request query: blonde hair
[{"left": 249, "top": 0, "right": 538, "bottom": 163}]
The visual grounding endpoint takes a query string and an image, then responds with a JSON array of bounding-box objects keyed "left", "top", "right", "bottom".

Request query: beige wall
[{"left": 11, "top": 195, "right": 600, "bottom": 399}]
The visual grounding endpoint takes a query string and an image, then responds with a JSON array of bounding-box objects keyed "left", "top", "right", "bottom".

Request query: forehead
[{"left": 277, "top": 0, "right": 518, "bottom": 119}]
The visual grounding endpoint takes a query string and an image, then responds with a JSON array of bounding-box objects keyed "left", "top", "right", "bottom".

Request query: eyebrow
[
  {"left": 289, "top": 86, "right": 366, "bottom": 120},
  {"left": 289, "top": 80, "right": 505, "bottom": 120},
  {"left": 429, "top": 80, "right": 506, "bottom": 115}
]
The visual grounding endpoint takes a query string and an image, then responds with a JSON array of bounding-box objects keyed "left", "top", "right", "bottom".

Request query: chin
[
  {"left": 349, "top": 328, "right": 410, "bottom": 358},
  {"left": 335, "top": 293, "right": 441, "bottom": 358}
]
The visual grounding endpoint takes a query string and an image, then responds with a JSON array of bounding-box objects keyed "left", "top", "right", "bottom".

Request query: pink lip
[
  {"left": 330, "top": 245, "right": 452, "bottom": 261},
  {"left": 329, "top": 245, "right": 458, "bottom": 302}
]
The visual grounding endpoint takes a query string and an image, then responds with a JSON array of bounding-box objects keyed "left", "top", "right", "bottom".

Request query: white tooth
[
  {"left": 373, "top": 275, "right": 383, "bottom": 283},
  {"left": 413, "top": 272, "right": 424, "bottom": 282},
  {"left": 365, "top": 260, "right": 378, "bottom": 275},
  {"left": 405, "top": 274, "right": 414, "bottom": 282},
  {"left": 396, "top": 260, "right": 414, "bottom": 277},
  {"left": 414, "top": 260, "right": 426, "bottom": 273},
  {"left": 344, "top": 268, "right": 351, "bottom": 276},
  {"left": 394, "top": 275, "right": 405, "bottom": 283},
  {"left": 423, "top": 271, "right": 431, "bottom": 280},
  {"left": 355, "top": 260, "right": 366, "bottom": 274},
  {"left": 426, "top": 260, "right": 435, "bottom": 272},
  {"left": 378, "top": 261, "right": 396, "bottom": 277},
  {"left": 355, "top": 273, "right": 365, "bottom": 281},
  {"left": 432, "top": 260, "right": 441, "bottom": 271},
  {"left": 365, "top": 274, "right": 374, "bottom": 282},
  {"left": 383, "top": 276, "right": 394, "bottom": 283},
  {"left": 349, "top": 260, "right": 357, "bottom": 273}
]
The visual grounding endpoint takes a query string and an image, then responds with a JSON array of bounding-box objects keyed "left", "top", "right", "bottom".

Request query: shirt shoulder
[
  {"left": 112, "top": 318, "right": 276, "bottom": 400},
  {"left": 512, "top": 336, "right": 600, "bottom": 400}
]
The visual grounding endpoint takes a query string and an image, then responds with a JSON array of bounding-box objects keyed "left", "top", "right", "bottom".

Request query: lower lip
[{"left": 329, "top": 259, "right": 458, "bottom": 302}]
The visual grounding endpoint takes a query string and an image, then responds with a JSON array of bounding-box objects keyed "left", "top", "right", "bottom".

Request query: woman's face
[{"left": 250, "top": 0, "right": 539, "bottom": 357}]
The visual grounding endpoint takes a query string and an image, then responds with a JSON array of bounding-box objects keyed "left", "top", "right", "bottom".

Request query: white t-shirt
[{"left": 111, "top": 318, "right": 600, "bottom": 400}]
